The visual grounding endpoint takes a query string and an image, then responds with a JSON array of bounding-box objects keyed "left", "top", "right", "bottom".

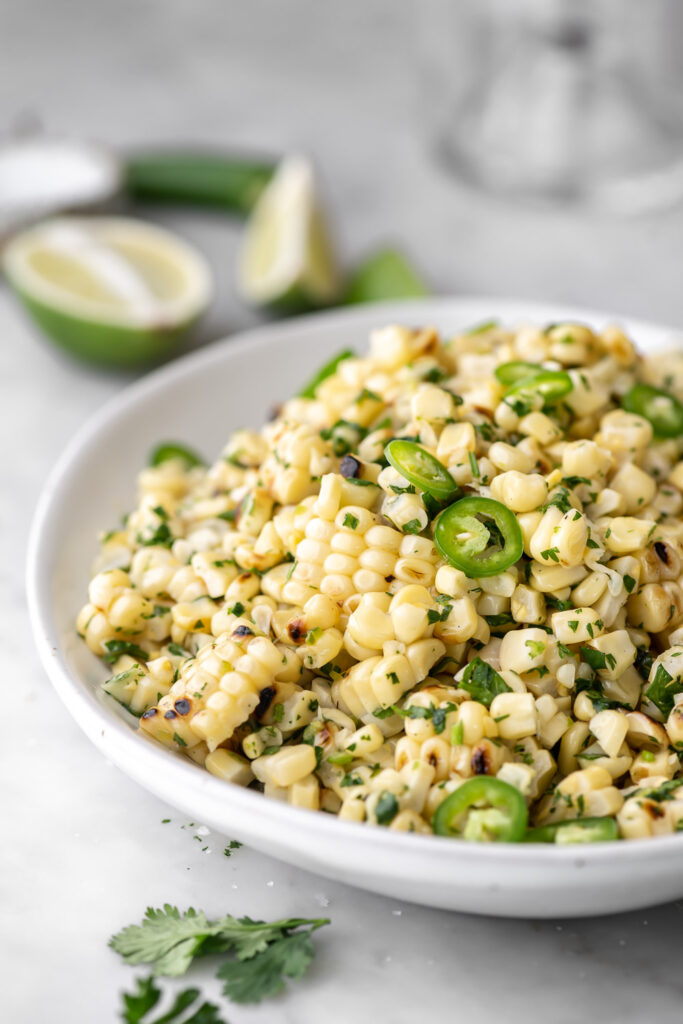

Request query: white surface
[
  {"left": 5, "top": 2, "right": 683, "bottom": 1021},
  {"left": 27, "top": 296, "right": 683, "bottom": 923}
]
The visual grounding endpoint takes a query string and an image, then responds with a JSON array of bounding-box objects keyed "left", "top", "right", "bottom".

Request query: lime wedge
[
  {"left": 344, "top": 248, "right": 428, "bottom": 305},
  {"left": 238, "top": 156, "right": 340, "bottom": 311},
  {"left": 3, "top": 216, "right": 212, "bottom": 367}
]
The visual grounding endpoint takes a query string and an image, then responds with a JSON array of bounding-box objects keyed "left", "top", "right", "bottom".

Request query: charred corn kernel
[
  {"left": 589, "top": 709, "right": 629, "bottom": 758},
  {"left": 559, "top": 721, "right": 591, "bottom": 776},
  {"left": 552, "top": 606, "right": 605, "bottom": 645},
  {"left": 454, "top": 701, "right": 490, "bottom": 746},
  {"left": 252, "top": 744, "right": 317, "bottom": 787},
  {"left": 88, "top": 568, "right": 131, "bottom": 610},
  {"left": 598, "top": 408, "right": 653, "bottom": 453},
  {"left": 610, "top": 463, "right": 657, "bottom": 515},
  {"left": 630, "top": 750, "right": 680, "bottom": 783},
  {"left": 497, "top": 761, "right": 536, "bottom": 796},
  {"left": 499, "top": 627, "right": 548, "bottom": 674},
  {"left": 205, "top": 749, "right": 254, "bottom": 786},
  {"left": 490, "top": 471, "right": 547, "bottom": 513},
  {"left": 433, "top": 596, "right": 479, "bottom": 643},
  {"left": 289, "top": 773, "right": 320, "bottom": 810},
  {"left": 434, "top": 564, "right": 470, "bottom": 598},
  {"left": 628, "top": 584, "right": 677, "bottom": 634},
  {"left": 487, "top": 441, "right": 534, "bottom": 474},
  {"left": 602, "top": 517, "right": 656, "bottom": 555},
  {"left": 622, "top": 711, "right": 667, "bottom": 752},
  {"left": 519, "top": 411, "right": 563, "bottom": 445},
  {"left": 562, "top": 439, "right": 611, "bottom": 481},
  {"left": 489, "top": 692, "right": 537, "bottom": 740},
  {"left": 511, "top": 584, "right": 546, "bottom": 625},
  {"left": 666, "top": 706, "right": 683, "bottom": 749}
]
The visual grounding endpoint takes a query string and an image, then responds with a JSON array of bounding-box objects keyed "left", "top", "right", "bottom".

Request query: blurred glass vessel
[{"left": 423, "top": 0, "right": 683, "bottom": 212}]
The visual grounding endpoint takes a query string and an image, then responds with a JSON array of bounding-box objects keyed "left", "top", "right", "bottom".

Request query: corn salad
[{"left": 77, "top": 321, "right": 683, "bottom": 842}]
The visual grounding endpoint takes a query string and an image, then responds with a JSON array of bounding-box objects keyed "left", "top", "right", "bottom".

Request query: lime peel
[{"left": 3, "top": 215, "right": 212, "bottom": 366}]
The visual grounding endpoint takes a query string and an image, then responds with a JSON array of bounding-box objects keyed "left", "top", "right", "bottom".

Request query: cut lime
[
  {"left": 3, "top": 216, "right": 212, "bottom": 367},
  {"left": 238, "top": 156, "right": 341, "bottom": 312},
  {"left": 344, "top": 248, "right": 429, "bottom": 305}
]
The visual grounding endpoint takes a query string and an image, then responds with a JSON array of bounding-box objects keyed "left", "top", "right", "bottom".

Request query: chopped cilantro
[
  {"left": 110, "top": 905, "right": 329, "bottom": 1005},
  {"left": 460, "top": 658, "right": 511, "bottom": 707},
  {"left": 375, "top": 791, "right": 399, "bottom": 826},
  {"left": 645, "top": 663, "right": 683, "bottom": 717},
  {"left": 103, "top": 640, "right": 148, "bottom": 664},
  {"left": 168, "top": 643, "right": 190, "bottom": 658},
  {"left": 340, "top": 772, "right": 364, "bottom": 787},
  {"left": 561, "top": 476, "right": 591, "bottom": 488}
]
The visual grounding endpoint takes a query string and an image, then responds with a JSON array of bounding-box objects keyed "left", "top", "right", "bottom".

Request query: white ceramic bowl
[{"left": 27, "top": 296, "right": 683, "bottom": 918}]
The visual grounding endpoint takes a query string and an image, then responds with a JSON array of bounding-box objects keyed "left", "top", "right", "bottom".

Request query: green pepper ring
[
  {"left": 433, "top": 777, "right": 528, "bottom": 842},
  {"left": 298, "top": 348, "right": 355, "bottom": 399},
  {"left": 434, "top": 495, "right": 524, "bottom": 578},
  {"left": 494, "top": 360, "right": 543, "bottom": 387},
  {"left": 622, "top": 383, "right": 683, "bottom": 439},
  {"left": 505, "top": 369, "right": 573, "bottom": 406},
  {"left": 385, "top": 439, "right": 459, "bottom": 500},
  {"left": 149, "top": 442, "right": 205, "bottom": 468},
  {"left": 524, "top": 817, "right": 619, "bottom": 844}
]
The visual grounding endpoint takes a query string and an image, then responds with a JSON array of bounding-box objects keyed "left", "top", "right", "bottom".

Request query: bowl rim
[{"left": 26, "top": 294, "right": 683, "bottom": 867}]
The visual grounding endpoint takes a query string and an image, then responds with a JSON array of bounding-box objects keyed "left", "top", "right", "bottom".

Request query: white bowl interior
[{"left": 28, "top": 296, "right": 683, "bottom": 918}]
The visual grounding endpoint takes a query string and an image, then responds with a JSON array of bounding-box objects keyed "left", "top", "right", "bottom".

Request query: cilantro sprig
[
  {"left": 121, "top": 977, "right": 225, "bottom": 1024},
  {"left": 110, "top": 905, "right": 329, "bottom": 1005}
]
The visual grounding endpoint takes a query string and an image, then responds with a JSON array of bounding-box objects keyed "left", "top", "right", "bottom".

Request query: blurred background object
[
  {"left": 424, "top": 0, "right": 683, "bottom": 212},
  {"left": 3, "top": 0, "right": 683, "bottom": 355}
]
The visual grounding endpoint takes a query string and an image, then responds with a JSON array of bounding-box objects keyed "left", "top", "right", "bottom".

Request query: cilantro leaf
[
  {"left": 460, "top": 658, "right": 511, "bottom": 707},
  {"left": 104, "top": 640, "right": 149, "bottom": 664},
  {"left": 216, "top": 930, "right": 317, "bottom": 1004},
  {"left": 645, "top": 663, "right": 683, "bottom": 717},
  {"left": 110, "top": 906, "right": 214, "bottom": 977},
  {"left": 121, "top": 977, "right": 162, "bottom": 1023},
  {"left": 120, "top": 979, "right": 226, "bottom": 1024},
  {"left": 111, "top": 906, "right": 330, "bottom": 1010},
  {"left": 375, "top": 791, "right": 399, "bottom": 825}
]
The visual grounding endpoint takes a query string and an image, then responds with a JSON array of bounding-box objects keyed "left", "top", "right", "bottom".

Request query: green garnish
[
  {"left": 622, "top": 383, "right": 683, "bottom": 439},
  {"left": 375, "top": 791, "right": 399, "bottom": 825},
  {"left": 110, "top": 905, "right": 329, "bottom": 1005},
  {"left": 149, "top": 443, "right": 205, "bottom": 469},
  {"left": 434, "top": 496, "right": 523, "bottom": 578},
  {"left": 385, "top": 439, "right": 459, "bottom": 500},
  {"left": 459, "top": 658, "right": 511, "bottom": 707},
  {"left": 103, "top": 640, "right": 149, "bottom": 664},
  {"left": 298, "top": 349, "right": 355, "bottom": 399},
  {"left": 120, "top": 976, "right": 226, "bottom": 1024},
  {"left": 645, "top": 663, "right": 683, "bottom": 717}
]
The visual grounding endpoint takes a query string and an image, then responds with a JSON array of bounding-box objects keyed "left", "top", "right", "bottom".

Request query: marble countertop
[{"left": 4, "top": 2, "right": 683, "bottom": 1021}]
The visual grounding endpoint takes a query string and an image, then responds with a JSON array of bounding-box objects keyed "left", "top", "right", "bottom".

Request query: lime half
[
  {"left": 3, "top": 216, "right": 212, "bottom": 366},
  {"left": 238, "top": 155, "right": 340, "bottom": 312}
]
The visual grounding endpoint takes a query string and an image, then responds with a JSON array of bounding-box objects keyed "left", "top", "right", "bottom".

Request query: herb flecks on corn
[{"left": 77, "top": 321, "right": 683, "bottom": 841}]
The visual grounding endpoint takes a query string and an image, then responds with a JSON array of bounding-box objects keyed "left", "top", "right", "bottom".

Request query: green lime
[
  {"left": 344, "top": 248, "right": 428, "bottom": 304},
  {"left": 3, "top": 216, "right": 212, "bottom": 367},
  {"left": 237, "top": 156, "right": 341, "bottom": 312}
]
